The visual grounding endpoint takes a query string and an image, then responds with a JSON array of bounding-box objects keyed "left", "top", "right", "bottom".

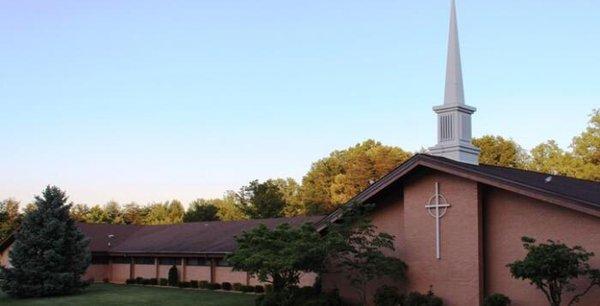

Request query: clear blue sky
[{"left": 1, "top": 1, "right": 598, "bottom": 206}]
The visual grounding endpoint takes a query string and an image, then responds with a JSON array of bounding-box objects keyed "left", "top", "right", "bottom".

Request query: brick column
[
  {"left": 210, "top": 258, "right": 216, "bottom": 283},
  {"left": 107, "top": 257, "right": 113, "bottom": 282},
  {"left": 129, "top": 258, "right": 135, "bottom": 280},
  {"left": 154, "top": 257, "right": 159, "bottom": 279},
  {"left": 180, "top": 257, "right": 186, "bottom": 282}
]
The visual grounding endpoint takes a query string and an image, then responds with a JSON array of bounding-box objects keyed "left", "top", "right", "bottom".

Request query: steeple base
[{"left": 428, "top": 143, "right": 480, "bottom": 165}]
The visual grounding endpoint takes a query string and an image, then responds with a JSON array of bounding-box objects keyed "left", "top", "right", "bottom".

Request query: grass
[{"left": 0, "top": 283, "right": 256, "bottom": 306}]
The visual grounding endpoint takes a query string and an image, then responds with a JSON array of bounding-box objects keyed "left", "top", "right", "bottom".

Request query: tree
[
  {"left": 168, "top": 265, "right": 179, "bottom": 286},
  {"left": 0, "top": 198, "right": 21, "bottom": 242},
  {"left": 570, "top": 109, "right": 600, "bottom": 181},
  {"left": 184, "top": 199, "right": 220, "bottom": 222},
  {"left": 104, "top": 201, "right": 124, "bottom": 224},
  {"left": 325, "top": 203, "right": 408, "bottom": 305},
  {"left": 215, "top": 191, "right": 247, "bottom": 221},
  {"left": 528, "top": 141, "right": 580, "bottom": 178},
  {"left": 167, "top": 200, "right": 184, "bottom": 223},
  {"left": 0, "top": 186, "right": 91, "bottom": 298},
  {"left": 122, "top": 202, "right": 145, "bottom": 224},
  {"left": 85, "top": 205, "right": 110, "bottom": 223},
  {"left": 227, "top": 222, "right": 326, "bottom": 293},
  {"left": 507, "top": 237, "right": 600, "bottom": 306},
  {"left": 272, "top": 178, "right": 303, "bottom": 217},
  {"left": 236, "top": 180, "right": 286, "bottom": 219},
  {"left": 301, "top": 140, "right": 412, "bottom": 214},
  {"left": 70, "top": 204, "right": 90, "bottom": 223},
  {"left": 473, "top": 135, "right": 528, "bottom": 168}
]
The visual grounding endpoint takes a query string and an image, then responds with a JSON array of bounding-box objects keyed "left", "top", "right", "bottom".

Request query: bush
[
  {"left": 403, "top": 289, "right": 443, "bottom": 306},
  {"left": 178, "top": 281, "right": 192, "bottom": 288},
  {"left": 222, "top": 282, "right": 232, "bottom": 290},
  {"left": 374, "top": 286, "right": 402, "bottom": 306},
  {"left": 483, "top": 293, "right": 511, "bottom": 306},
  {"left": 159, "top": 278, "right": 168, "bottom": 286},
  {"left": 103, "top": 278, "right": 109, "bottom": 283},
  {"left": 168, "top": 265, "right": 179, "bottom": 286},
  {"left": 255, "top": 288, "right": 343, "bottom": 306},
  {"left": 208, "top": 283, "right": 222, "bottom": 290},
  {"left": 125, "top": 279, "right": 135, "bottom": 285},
  {"left": 199, "top": 280, "right": 209, "bottom": 289},
  {"left": 264, "top": 284, "right": 274, "bottom": 293},
  {"left": 135, "top": 277, "right": 144, "bottom": 284},
  {"left": 233, "top": 283, "right": 243, "bottom": 291},
  {"left": 241, "top": 285, "right": 255, "bottom": 293},
  {"left": 149, "top": 278, "right": 158, "bottom": 286},
  {"left": 190, "top": 280, "right": 199, "bottom": 288},
  {"left": 254, "top": 285, "right": 265, "bottom": 293}
]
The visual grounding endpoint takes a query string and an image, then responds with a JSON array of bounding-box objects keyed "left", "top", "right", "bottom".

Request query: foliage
[
  {"left": 402, "top": 289, "right": 443, "bottom": 306},
  {"left": 301, "top": 140, "right": 412, "bottom": 213},
  {"left": 482, "top": 293, "right": 511, "bottom": 306},
  {"left": 325, "top": 203, "right": 408, "bottom": 305},
  {"left": 0, "top": 186, "right": 91, "bottom": 298},
  {"left": 506, "top": 236, "right": 600, "bottom": 306},
  {"left": 167, "top": 265, "right": 179, "bottom": 287},
  {"left": 255, "top": 286, "right": 344, "bottom": 306},
  {"left": 215, "top": 191, "right": 248, "bottom": 221},
  {"left": 473, "top": 135, "right": 528, "bottom": 168},
  {"left": 184, "top": 199, "right": 220, "bottom": 222},
  {"left": 374, "top": 285, "right": 402, "bottom": 306},
  {"left": 222, "top": 282, "right": 233, "bottom": 290},
  {"left": 235, "top": 180, "right": 287, "bottom": 219},
  {"left": 570, "top": 109, "right": 600, "bottom": 180},
  {"left": 0, "top": 199, "right": 21, "bottom": 242},
  {"left": 227, "top": 222, "right": 326, "bottom": 293}
]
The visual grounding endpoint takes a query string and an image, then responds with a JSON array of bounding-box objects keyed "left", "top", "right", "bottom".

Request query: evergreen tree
[{"left": 0, "top": 186, "right": 91, "bottom": 298}]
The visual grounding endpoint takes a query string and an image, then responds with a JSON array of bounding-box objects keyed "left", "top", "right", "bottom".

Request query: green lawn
[{"left": 0, "top": 283, "right": 256, "bottom": 306}]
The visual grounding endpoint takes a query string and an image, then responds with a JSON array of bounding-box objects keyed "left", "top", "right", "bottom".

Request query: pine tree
[{"left": 0, "top": 186, "right": 91, "bottom": 298}]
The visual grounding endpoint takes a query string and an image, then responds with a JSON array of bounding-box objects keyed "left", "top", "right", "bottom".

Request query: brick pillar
[
  {"left": 129, "top": 258, "right": 135, "bottom": 280},
  {"left": 107, "top": 257, "right": 113, "bottom": 282},
  {"left": 181, "top": 257, "right": 186, "bottom": 282},
  {"left": 246, "top": 272, "right": 250, "bottom": 286},
  {"left": 210, "top": 258, "right": 216, "bottom": 284},
  {"left": 154, "top": 257, "right": 159, "bottom": 279}
]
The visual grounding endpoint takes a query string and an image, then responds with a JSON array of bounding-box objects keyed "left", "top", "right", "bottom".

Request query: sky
[{"left": 1, "top": 0, "right": 598, "bottom": 206}]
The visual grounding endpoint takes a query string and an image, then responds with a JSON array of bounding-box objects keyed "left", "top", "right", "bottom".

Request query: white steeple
[{"left": 429, "top": 0, "right": 480, "bottom": 164}]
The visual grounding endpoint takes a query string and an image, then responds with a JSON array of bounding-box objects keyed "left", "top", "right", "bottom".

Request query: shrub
[
  {"left": 233, "top": 283, "right": 243, "bottom": 291},
  {"left": 254, "top": 285, "right": 265, "bottom": 293},
  {"left": 208, "top": 283, "right": 222, "bottom": 290},
  {"left": 374, "top": 285, "right": 402, "bottom": 306},
  {"left": 125, "top": 279, "right": 135, "bottom": 285},
  {"left": 168, "top": 265, "right": 179, "bottom": 286},
  {"left": 190, "top": 280, "right": 199, "bottom": 288},
  {"left": 178, "top": 281, "right": 191, "bottom": 288},
  {"left": 241, "top": 285, "right": 255, "bottom": 293},
  {"left": 264, "top": 284, "right": 274, "bottom": 293},
  {"left": 149, "top": 278, "right": 158, "bottom": 286},
  {"left": 483, "top": 293, "right": 511, "bottom": 306},
  {"left": 222, "top": 282, "right": 232, "bottom": 291},
  {"left": 159, "top": 278, "right": 168, "bottom": 286},
  {"left": 103, "top": 278, "right": 109, "bottom": 283},
  {"left": 403, "top": 289, "right": 443, "bottom": 306},
  {"left": 199, "top": 280, "right": 209, "bottom": 289},
  {"left": 135, "top": 277, "right": 144, "bottom": 284}
]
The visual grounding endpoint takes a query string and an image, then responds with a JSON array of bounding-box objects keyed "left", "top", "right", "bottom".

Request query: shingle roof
[{"left": 77, "top": 216, "right": 324, "bottom": 255}]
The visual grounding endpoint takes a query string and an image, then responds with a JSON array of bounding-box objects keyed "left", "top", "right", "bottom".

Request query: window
[
  {"left": 112, "top": 256, "right": 131, "bottom": 264},
  {"left": 186, "top": 258, "right": 210, "bottom": 266},
  {"left": 134, "top": 257, "right": 155, "bottom": 265},
  {"left": 216, "top": 258, "right": 230, "bottom": 267},
  {"left": 91, "top": 256, "right": 109, "bottom": 265},
  {"left": 158, "top": 257, "right": 181, "bottom": 265}
]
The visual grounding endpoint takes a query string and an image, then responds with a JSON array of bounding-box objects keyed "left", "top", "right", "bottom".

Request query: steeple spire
[
  {"left": 444, "top": 0, "right": 465, "bottom": 106},
  {"left": 429, "top": 0, "right": 480, "bottom": 164}
]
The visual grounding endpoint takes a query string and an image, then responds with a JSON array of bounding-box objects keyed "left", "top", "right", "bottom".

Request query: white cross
[{"left": 425, "top": 182, "right": 451, "bottom": 260}]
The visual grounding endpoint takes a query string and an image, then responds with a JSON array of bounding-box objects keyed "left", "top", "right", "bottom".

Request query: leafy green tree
[
  {"left": 215, "top": 191, "right": 247, "bottom": 221},
  {"left": 0, "top": 198, "right": 21, "bottom": 242},
  {"left": 272, "top": 178, "right": 303, "bottom": 217},
  {"left": 104, "top": 201, "right": 124, "bottom": 224},
  {"left": 184, "top": 199, "right": 220, "bottom": 222},
  {"left": 473, "top": 135, "right": 528, "bottom": 168},
  {"left": 69, "top": 204, "right": 89, "bottom": 223},
  {"left": 0, "top": 186, "right": 91, "bottom": 298},
  {"left": 227, "top": 222, "right": 326, "bottom": 293},
  {"left": 85, "top": 205, "right": 110, "bottom": 223},
  {"left": 122, "top": 202, "right": 145, "bottom": 224},
  {"left": 236, "top": 180, "right": 286, "bottom": 219},
  {"left": 301, "top": 140, "right": 412, "bottom": 214},
  {"left": 325, "top": 203, "right": 408, "bottom": 305},
  {"left": 570, "top": 109, "right": 600, "bottom": 181},
  {"left": 167, "top": 200, "right": 184, "bottom": 223},
  {"left": 507, "top": 237, "right": 600, "bottom": 306}
]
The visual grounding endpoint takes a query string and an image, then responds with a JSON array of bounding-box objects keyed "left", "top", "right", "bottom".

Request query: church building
[{"left": 1, "top": 1, "right": 599, "bottom": 305}]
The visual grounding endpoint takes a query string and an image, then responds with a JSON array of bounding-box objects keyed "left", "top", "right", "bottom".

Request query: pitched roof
[
  {"left": 77, "top": 216, "right": 324, "bottom": 255},
  {"left": 317, "top": 154, "right": 600, "bottom": 228}
]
